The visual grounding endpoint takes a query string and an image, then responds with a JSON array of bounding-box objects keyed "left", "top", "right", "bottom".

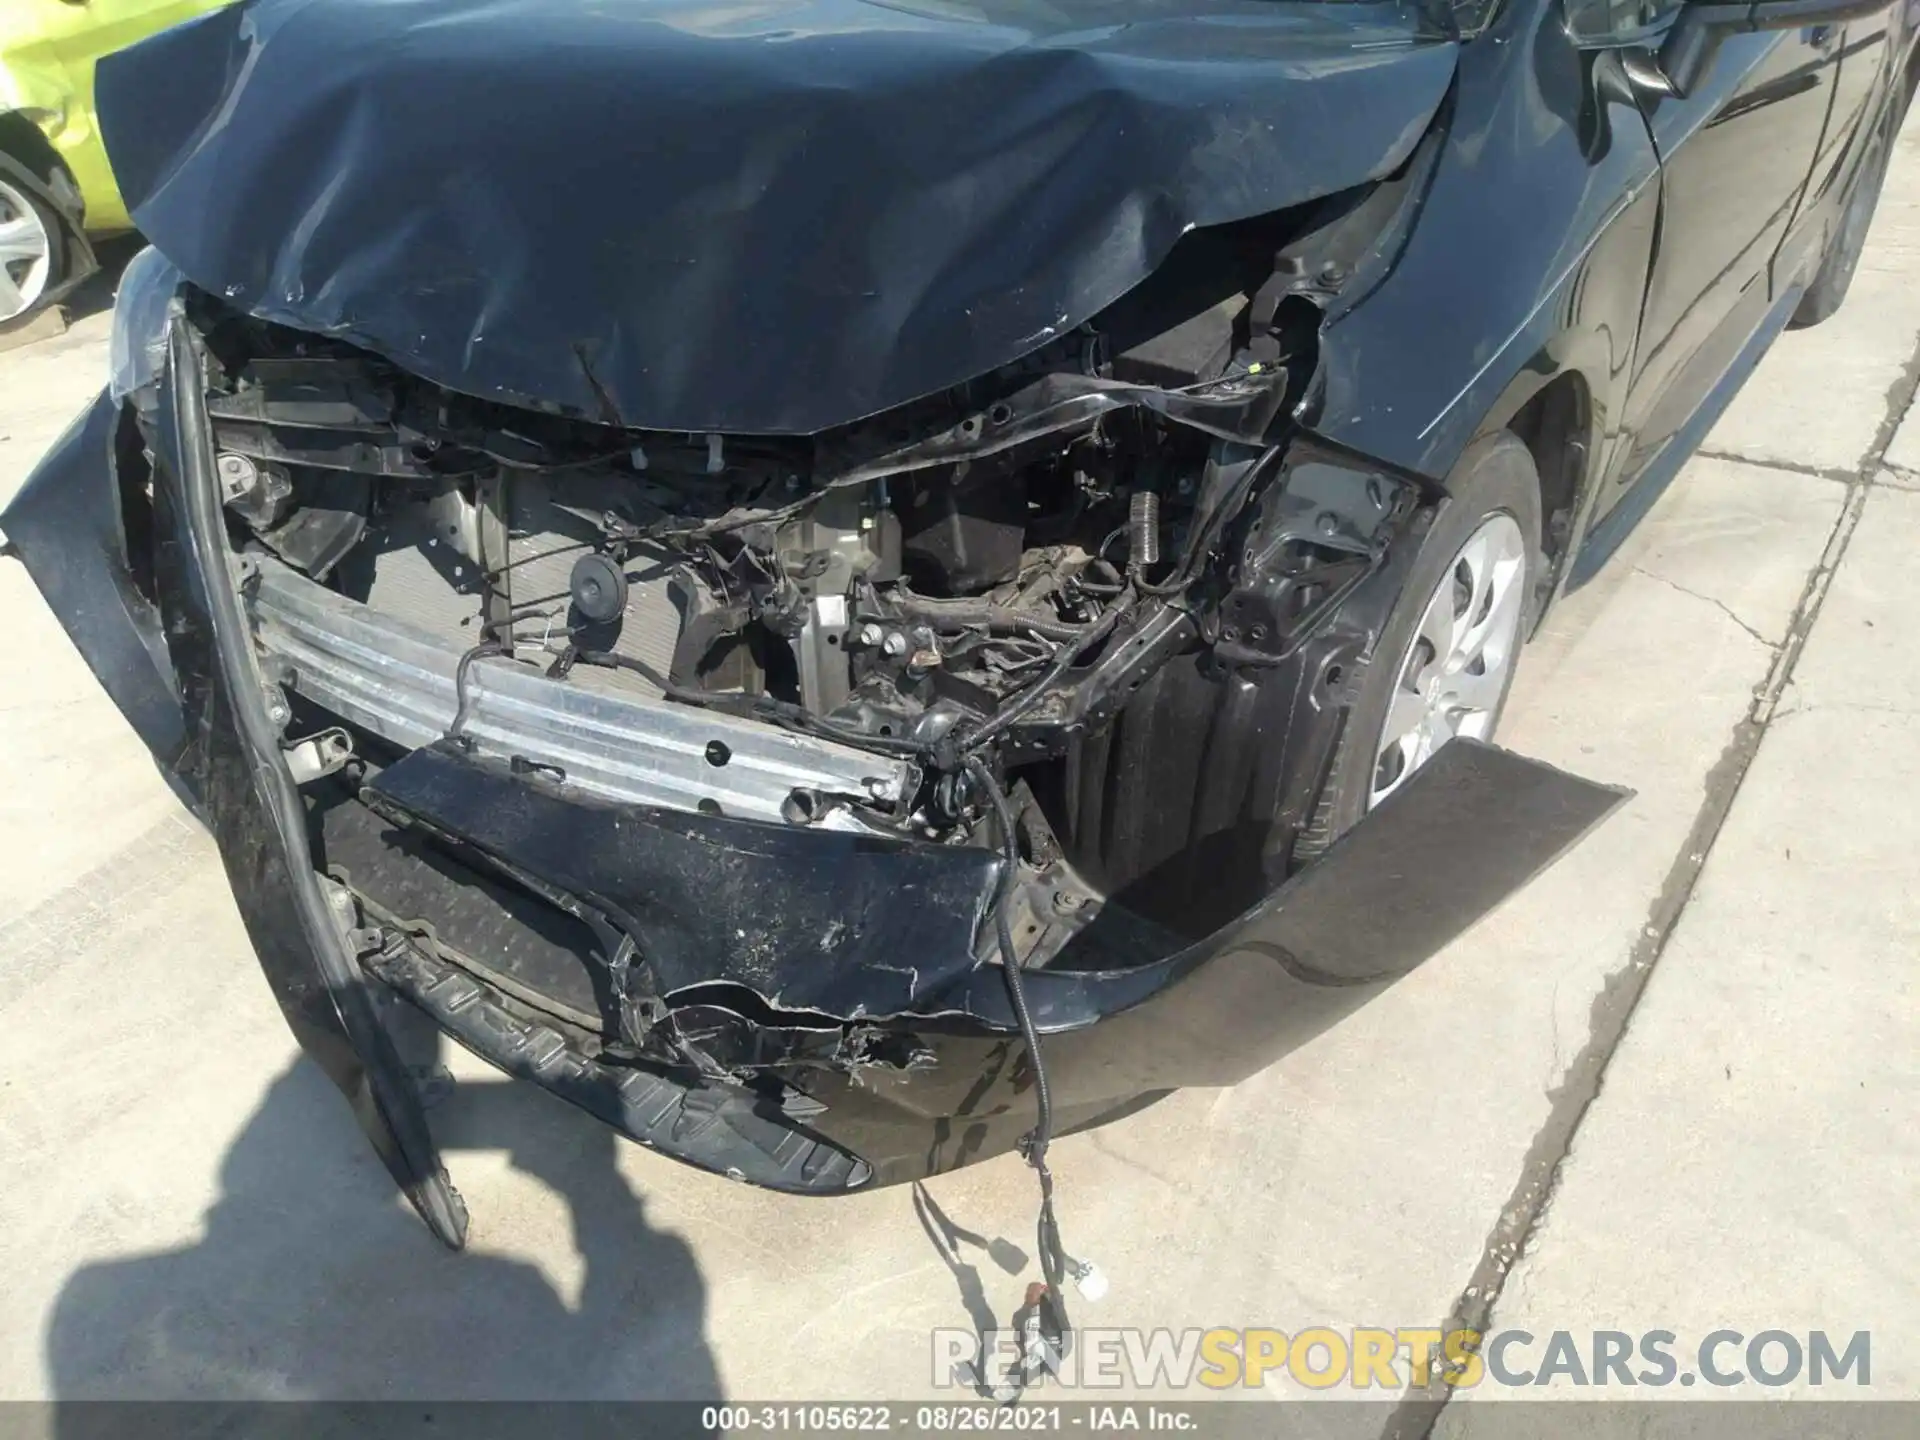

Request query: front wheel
[{"left": 1293, "top": 431, "right": 1544, "bottom": 862}]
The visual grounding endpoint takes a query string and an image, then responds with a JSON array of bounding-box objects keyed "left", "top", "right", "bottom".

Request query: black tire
[
  {"left": 0, "top": 166, "right": 72, "bottom": 331},
  {"left": 1791, "top": 102, "right": 1896, "bottom": 329},
  {"left": 1293, "top": 431, "right": 1545, "bottom": 864}
]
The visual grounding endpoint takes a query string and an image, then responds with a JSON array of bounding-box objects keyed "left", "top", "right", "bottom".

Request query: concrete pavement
[
  {"left": 1435, "top": 118, "right": 1920, "bottom": 1424},
  {"left": 2, "top": 131, "right": 1918, "bottom": 1425}
]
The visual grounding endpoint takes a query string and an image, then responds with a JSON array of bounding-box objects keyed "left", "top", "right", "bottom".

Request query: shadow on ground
[{"left": 43, "top": 1016, "right": 719, "bottom": 1411}]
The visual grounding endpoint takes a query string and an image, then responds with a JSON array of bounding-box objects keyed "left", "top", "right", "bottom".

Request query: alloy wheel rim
[
  {"left": 0, "top": 179, "right": 53, "bottom": 324},
  {"left": 1369, "top": 511, "right": 1528, "bottom": 807}
]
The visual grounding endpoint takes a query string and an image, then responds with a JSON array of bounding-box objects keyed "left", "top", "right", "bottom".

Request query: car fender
[{"left": 1305, "top": 0, "right": 1662, "bottom": 498}]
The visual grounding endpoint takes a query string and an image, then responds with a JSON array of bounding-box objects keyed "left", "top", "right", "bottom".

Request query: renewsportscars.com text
[{"left": 933, "top": 1326, "right": 1872, "bottom": 1392}]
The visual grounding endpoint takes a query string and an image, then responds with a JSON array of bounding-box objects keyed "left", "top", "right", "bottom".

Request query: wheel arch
[
  {"left": 1484, "top": 368, "right": 1595, "bottom": 567},
  {"left": 0, "top": 111, "right": 69, "bottom": 190}
]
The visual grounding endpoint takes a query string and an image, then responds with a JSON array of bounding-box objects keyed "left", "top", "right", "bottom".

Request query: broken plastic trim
[
  {"left": 109, "top": 246, "right": 183, "bottom": 404},
  {"left": 158, "top": 313, "right": 469, "bottom": 1247},
  {"left": 364, "top": 936, "right": 875, "bottom": 1192},
  {"left": 359, "top": 737, "right": 1629, "bottom": 1033}
]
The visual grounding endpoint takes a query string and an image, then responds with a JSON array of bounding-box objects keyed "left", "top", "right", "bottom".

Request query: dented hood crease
[{"left": 98, "top": 0, "right": 1457, "bottom": 434}]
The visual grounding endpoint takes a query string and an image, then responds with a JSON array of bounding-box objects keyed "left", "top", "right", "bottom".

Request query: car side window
[{"left": 1564, "top": 0, "right": 1685, "bottom": 43}]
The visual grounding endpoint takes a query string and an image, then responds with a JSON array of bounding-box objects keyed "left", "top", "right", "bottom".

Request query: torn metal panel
[{"left": 94, "top": 0, "right": 1457, "bottom": 433}]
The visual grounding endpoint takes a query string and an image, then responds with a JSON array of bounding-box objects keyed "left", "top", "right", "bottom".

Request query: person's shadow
[{"left": 44, "top": 1011, "right": 720, "bottom": 1422}]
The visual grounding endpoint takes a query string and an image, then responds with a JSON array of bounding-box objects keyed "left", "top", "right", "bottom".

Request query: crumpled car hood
[{"left": 97, "top": 0, "right": 1457, "bottom": 434}]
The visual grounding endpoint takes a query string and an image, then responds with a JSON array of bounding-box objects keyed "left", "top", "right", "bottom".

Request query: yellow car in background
[{"left": 1, "top": 0, "right": 230, "bottom": 323}]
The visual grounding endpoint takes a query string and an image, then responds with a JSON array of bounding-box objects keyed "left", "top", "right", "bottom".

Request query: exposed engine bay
[{"left": 196, "top": 211, "right": 1427, "bottom": 956}]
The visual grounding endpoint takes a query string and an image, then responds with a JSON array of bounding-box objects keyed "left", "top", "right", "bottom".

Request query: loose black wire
[
  {"left": 447, "top": 639, "right": 508, "bottom": 741},
  {"left": 965, "top": 757, "right": 1073, "bottom": 1355},
  {"left": 479, "top": 539, "right": 597, "bottom": 584}
]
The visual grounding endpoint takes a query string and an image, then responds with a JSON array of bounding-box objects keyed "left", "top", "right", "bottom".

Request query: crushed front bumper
[{"left": 3, "top": 331, "right": 1627, "bottom": 1243}]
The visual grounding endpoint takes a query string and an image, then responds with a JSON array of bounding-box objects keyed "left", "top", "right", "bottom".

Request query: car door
[
  {"left": 1825, "top": 12, "right": 1897, "bottom": 180},
  {"left": 1781, "top": 8, "right": 1897, "bottom": 285},
  {"left": 1598, "top": 19, "right": 1837, "bottom": 521}
]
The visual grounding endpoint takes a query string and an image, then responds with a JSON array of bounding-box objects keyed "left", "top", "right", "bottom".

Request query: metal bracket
[{"left": 284, "top": 726, "right": 354, "bottom": 784}]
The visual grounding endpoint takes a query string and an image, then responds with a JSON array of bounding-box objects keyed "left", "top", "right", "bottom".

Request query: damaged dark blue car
[{"left": 6, "top": 0, "right": 1910, "bottom": 1282}]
